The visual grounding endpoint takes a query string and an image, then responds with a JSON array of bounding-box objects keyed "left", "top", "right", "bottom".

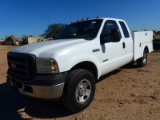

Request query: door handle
[{"left": 123, "top": 42, "right": 125, "bottom": 49}]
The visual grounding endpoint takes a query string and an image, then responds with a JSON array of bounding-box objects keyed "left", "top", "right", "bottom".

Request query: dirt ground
[{"left": 0, "top": 45, "right": 160, "bottom": 120}]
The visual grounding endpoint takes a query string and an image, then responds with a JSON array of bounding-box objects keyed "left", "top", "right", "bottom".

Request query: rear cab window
[{"left": 119, "top": 21, "right": 130, "bottom": 38}]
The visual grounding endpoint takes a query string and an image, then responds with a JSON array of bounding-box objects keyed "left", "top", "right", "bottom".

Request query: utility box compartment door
[{"left": 132, "top": 31, "right": 153, "bottom": 61}]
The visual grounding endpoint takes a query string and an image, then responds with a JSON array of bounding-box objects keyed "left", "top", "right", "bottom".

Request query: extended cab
[{"left": 7, "top": 17, "right": 153, "bottom": 112}]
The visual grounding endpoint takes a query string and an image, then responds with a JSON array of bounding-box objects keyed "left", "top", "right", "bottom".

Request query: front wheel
[
  {"left": 137, "top": 49, "right": 148, "bottom": 67},
  {"left": 61, "top": 69, "right": 95, "bottom": 113}
]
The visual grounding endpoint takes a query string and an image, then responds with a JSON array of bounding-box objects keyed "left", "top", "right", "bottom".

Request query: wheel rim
[
  {"left": 76, "top": 79, "right": 91, "bottom": 103},
  {"left": 143, "top": 51, "right": 147, "bottom": 64}
]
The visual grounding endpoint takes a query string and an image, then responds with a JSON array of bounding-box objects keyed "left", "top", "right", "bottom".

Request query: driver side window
[{"left": 100, "top": 20, "right": 121, "bottom": 43}]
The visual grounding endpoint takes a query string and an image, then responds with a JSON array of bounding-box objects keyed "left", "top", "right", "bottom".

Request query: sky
[{"left": 0, "top": 0, "right": 160, "bottom": 39}]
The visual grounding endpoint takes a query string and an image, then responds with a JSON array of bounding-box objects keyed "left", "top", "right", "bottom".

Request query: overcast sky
[{"left": 0, "top": 0, "right": 160, "bottom": 39}]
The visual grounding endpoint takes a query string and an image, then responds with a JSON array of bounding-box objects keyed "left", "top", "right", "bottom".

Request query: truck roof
[
  {"left": 98, "top": 17, "right": 124, "bottom": 21},
  {"left": 72, "top": 17, "right": 125, "bottom": 23}
]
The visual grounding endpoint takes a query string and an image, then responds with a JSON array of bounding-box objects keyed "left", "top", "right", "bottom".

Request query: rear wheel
[
  {"left": 61, "top": 69, "right": 95, "bottom": 113},
  {"left": 137, "top": 49, "right": 148, "bottom": 67}
]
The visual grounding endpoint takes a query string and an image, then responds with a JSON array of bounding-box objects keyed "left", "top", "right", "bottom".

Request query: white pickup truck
[{"left": 7, "top": 17, "right": 153, "bottom": 112}]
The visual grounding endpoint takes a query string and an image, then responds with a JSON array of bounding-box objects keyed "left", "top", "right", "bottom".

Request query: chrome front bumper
[{"left": 10, "top": 80, "right": 64, "bottom": 99}]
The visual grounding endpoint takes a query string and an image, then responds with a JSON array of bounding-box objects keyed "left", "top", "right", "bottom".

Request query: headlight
[{"left": 36, "top": 59, "right": 59, "bottom": 74}]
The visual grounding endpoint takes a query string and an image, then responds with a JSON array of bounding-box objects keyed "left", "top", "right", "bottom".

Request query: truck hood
[{"left": 10, "top": 39, "right": 87, "bottom": 58}]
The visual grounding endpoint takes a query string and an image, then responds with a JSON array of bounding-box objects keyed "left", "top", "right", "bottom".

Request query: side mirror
[
  {"left": 100, "top": 29, "right": 121, "bottom": 44},
  {"left": 111, "top": 29, "right": 121, "bottom": 42},
  {"left": 100, "top": 34, "right": 112, "bottom": 44}
]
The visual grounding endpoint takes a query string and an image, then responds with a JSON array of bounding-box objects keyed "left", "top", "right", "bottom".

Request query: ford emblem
[{"left": 11, "top": 63, "right": 16, "bottom": 68}]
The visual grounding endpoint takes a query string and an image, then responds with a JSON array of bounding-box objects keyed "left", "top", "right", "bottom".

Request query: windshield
[{"left": 55, "top": 19, "right": 103, "bottom": 40}]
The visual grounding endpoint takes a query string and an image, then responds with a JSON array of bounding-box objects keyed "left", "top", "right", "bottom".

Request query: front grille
[{"left": 7, "top": 52, "right": 36, "bottom": 81}]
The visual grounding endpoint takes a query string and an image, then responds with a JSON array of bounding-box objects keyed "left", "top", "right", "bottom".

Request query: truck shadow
[
  {"left": 0, "top": 82, "right": 73, "bottom": 120},
  {"left": 97, "top": 63, "right": 138, "bottom": 83},
  {"left": 121, "top": 63, "right": 138, "bottom": 69},
  {"left": 97, "top": 69, "right": 121, "bottom": 83}
]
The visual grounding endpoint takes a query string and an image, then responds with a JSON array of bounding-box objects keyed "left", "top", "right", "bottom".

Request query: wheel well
[
  {"left": 70, "top": 61, "right": 98, "bottom": 80},
  {"left": 144, "top": 46, "right": 149, "bottom": 53}
]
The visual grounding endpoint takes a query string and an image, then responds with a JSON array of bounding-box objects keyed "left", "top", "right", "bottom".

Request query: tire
[
  {"left": 61, "top": 69, "right": 95, "bottom": 113},
  {"left": 137, "top": 49, "right": 148, "bottom": 67}
]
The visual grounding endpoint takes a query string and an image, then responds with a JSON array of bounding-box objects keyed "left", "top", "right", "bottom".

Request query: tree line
[
  {"left": 4, "top": 23, "right": 67, "bottom": 40},
  {"left": 43, "top": 23, "right": 66, "bottom": 38}
]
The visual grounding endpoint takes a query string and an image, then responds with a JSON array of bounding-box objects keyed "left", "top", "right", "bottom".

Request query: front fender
[{"left": 56, "top": 53, "right": 100, "bottom": 77}]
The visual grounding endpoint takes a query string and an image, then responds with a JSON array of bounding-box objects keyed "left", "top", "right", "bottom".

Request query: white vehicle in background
[{"left": 7, "top": 17, "right": 153, "bottom": 112}]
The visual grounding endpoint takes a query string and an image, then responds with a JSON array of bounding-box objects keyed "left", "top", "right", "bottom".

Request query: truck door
[
  {"left": 99, "top": 20, "right": 126, "bottom": 75},
  {"left": 119, "top": 21, "right": 133, "bottom": 60}
]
